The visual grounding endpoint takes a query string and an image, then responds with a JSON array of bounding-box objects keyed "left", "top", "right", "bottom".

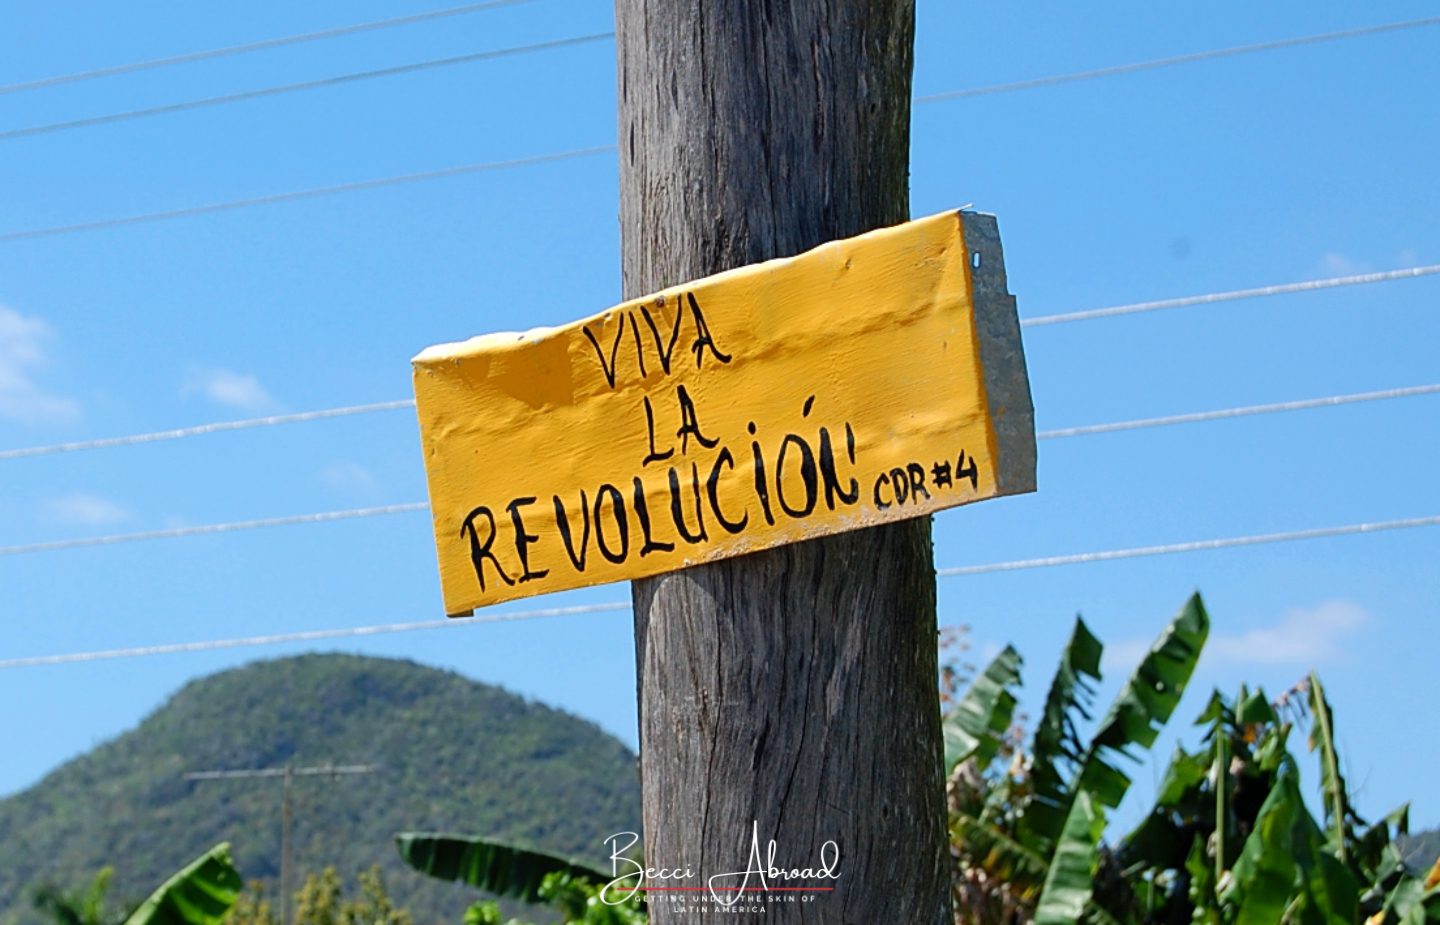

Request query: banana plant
[
  {"left": 32, "top": 867, "right": 128, "bottom": 925},
  {"left": 1101, "top": 666, "right": 1436, "bottom": 922},
  {"left": 945, "top": 593, "right": 1210, "bottom": 923},
  {"left": 943, "top": 644, "right": 1022, "bottom": 773},
  {"left": 395, "top": 833, "right": 644, "bottom": 924},
  {"left": 946, "top": 593, "right": 1440, "bottom": 923},
  {"left": 1100, "top": 668, "right": 1440, "bottom": 922},
  {"left": 123, "top": 843, "right": 240, "bottom": 925}
]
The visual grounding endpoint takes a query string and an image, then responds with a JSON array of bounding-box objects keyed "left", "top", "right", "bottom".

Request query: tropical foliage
[
  {"left": 125, "top": 844, "right": 240, "bottom": 925},
  {"left": 295, "top": 866, "right": 412, "bottom": 925},
  {"left": 26, "top": 597, "right": 1440, "bottom": 925},
  {"left": 224, "top": 865, "right": 415, "bottom": 925},
  {"left": 223, "top": 882, "right": 279, "bottom": 925},
  {"left": 395, "top": 834, "right": 645, "bottom": 925},
  {"left": 31, "top": 867, "right": 130, "bottom": 925},
  {"left": 943, "top": 592, "right": 1440, "bottom": 924},
  {"left": 33, "top": 846, "right": 241, "bottom": 925}
]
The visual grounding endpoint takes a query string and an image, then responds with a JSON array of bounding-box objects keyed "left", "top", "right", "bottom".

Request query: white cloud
[
  {"left": 0, "top": 304, "right": 80, "bottom": 424},
  {"left": 320, "top": 461, "right": 377, "bottom": 492},
  {"left": 1101, "top": 638, "right": 1153, "bottom": 673},
  {"left": 1103, "top": 600, "right": 1371, "bottom": 673},
  {"left": 1208, "top": 600, "right": 1370, "bottom": 665},
  {"left": 185, "top": 367, "right": 275, "bottom": 412},
  {"left": 1317, "top": 252, "right": 1371, "bottom": 277},
  {"left": 42, "top": 491, "right": 131, "bottom": 526}
]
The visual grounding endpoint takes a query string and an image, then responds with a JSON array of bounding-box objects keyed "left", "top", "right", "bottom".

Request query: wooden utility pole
[
  {"left": 616, "top": 3, "right": 950, "bottom": 922},
  {"left": 185, "top": 764, "right": 378, "bottom": 925}
]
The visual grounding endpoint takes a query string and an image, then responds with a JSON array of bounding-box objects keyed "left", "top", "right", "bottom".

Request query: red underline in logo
[{"left": 616, "top": 881, "right": 835, "bottom": 887}]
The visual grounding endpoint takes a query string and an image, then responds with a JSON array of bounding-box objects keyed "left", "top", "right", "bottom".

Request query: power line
[
  {"left": 1022, "top": 264, "right": 1440, "bottom": 328},
  {"left": 0, "top": 602, "right": 630, "bottom": 669},
  {"left": 0, "top": 503, "right": 427, "bottom": 557},
  {"left": 5, "top": 514, "right": 1437, "bottom": 670},
  {"left": 6, "top": 12, "right": 1425, "bottom": 126},
  {"left": 1036, "top": 383, "right": 1440, "bottom": 440},
  {"left": 185, "top": 764, "right": 379, "bottom": 781},
  {"left": 0, "top": 400, "right": 415, "bottom": 461},
  {"left": 2, "top": 382, "right": 1434, "bottom": 557},
  {"left": 0, "top": 145, "right": 615, "bottom": 243},
  {"left": 2, "top": 19, "right": 1431, "bottom": 241},
  {"left": 4, "top": 375, "right": 1434, "bottom": 467},
  {"left": 936, "top": 515, "right": 1440, "bottom": 577},
  {"left": 0, "top": 0, "right": 536, "bottom": 96},
  {"left": 915, "top": 15, "right": 1440, "bottom": 104},
  {"left": 0, "top": 33, "right": 615, "bottom": 143}
]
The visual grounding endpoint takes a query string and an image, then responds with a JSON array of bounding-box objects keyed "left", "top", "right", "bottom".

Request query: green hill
[{"left": 0, "top": 653, "right": 640, "bottom": 924}]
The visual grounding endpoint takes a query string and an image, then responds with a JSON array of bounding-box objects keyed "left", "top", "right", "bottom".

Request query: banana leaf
[
  {"left": 1254, "top": 720, "right": 1293, "bottom": 774},
  {"left": 1194, "top": 689, "right": 1232, "bottom": 731},
  {"left": 32, "top": 868, "right": 116, "bottom": 925},
  {"left": 943, "top": 644, "right": 1023, "bottom": 774},
  {"left": 1031, "top": 595, "right": 1210, "bottom": 853},
  {"left": 1221, "top": 767, "right": 1302, "bottom": 925},
  {"left": 396, "top": 833, "right": 611, "bottom": 904},
  {"left": 1293, "top": 792, "right": 1361, "bottom": 924},
  {"left": 950, "top": 812, "right": 1050, "bottom": 900},
  {"left": 1080, "top": 593, "right": 1210, "bottom": 807},
  {"left": 1236, "top": 686, "right": 1279, "bottom": 728},
  {"left": 1034, "top": 791, "right": 1105, "bottom": 925},
  {"left": 1308, "top": 671, "right": 1362, "bottom": 864},
  {"left": 1358, "top": 804, "right": 1410, "bottom": 878},
  {"left": 1023, "top": 617, "right": 1102, "bottom": 847},
  {"left": 1118, "top": 744, "right": 1209, "bottom": 871},
  {"left": 1220, "top": 763, "right": 1358, "bottom": 925},
  {"left": 123, "top": 843, "right": 240, "bottom": 925}
]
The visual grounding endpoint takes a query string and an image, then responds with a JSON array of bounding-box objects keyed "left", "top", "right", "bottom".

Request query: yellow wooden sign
[{"left": 414, "top": 209, "right": 1035, "bottom": 616}]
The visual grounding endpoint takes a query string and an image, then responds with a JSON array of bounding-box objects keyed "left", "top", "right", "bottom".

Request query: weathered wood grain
[{"left": 617, "top": 3, "right": 954, "bottom": 922}]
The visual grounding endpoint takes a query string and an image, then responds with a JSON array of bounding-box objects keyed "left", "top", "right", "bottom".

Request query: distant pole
[
  {"left": 616, "top": 3, "right": 951, "bottom": 923},
  {"left": 281, "top": 766, "right": 293, "bottom": 925},
  {"left": 184, "top": 764, "right": 379, "bottom": 925}
]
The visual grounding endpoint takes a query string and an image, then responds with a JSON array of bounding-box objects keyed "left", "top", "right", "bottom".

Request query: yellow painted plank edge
[{"left": 413, "top": 209, "right": 1036, "bottom": 615}]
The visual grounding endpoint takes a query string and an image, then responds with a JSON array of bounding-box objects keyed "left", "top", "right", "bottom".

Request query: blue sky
[{"left": 1, "top": 0, "right": 1437, "bottom": 840}]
